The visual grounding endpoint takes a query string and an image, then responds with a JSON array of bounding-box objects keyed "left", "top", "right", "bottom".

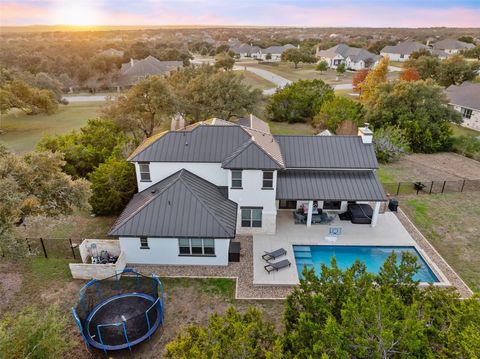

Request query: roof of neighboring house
[
  {"left": 380, "top": 41, "right": 427, "bottom": 55},
  {"left": 274, "top": 135, "right": 378, "bottom": 169},
  {"left": 445, "top": 82, "right": 480, "bottom": 111},
  {"left": 261, "top": 44, "right": 296, "bottom": 54},
  {"left": 109, "top": 169, "right": 237, "bottom": 238},
  {"left": 432, "top": 39, "right": 475, "bottom": 51},
  {"left": 276, "top": 170, "right": 386, "bottom": 201},
  {"left": 118, "top": 56, "right": 182, "bottom": 85},
  {"left": 317, "top": 44, "right": 380, "bottom": 63},
  {"left": 230, "top": 43, "right": 261, "bottom": 55},
  {"left": 430, "top": 49, "right": 449, "bottom": 58}
]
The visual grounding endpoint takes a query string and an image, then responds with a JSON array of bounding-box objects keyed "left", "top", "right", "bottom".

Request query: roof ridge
[
  {"left": 128, "top": 130, "right": 170, "bottom": 161},
  {"left": 221, "top": 139, "right": 254, "bottom": 167}
]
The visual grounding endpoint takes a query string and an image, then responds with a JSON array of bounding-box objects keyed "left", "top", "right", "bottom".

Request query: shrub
[
  {"left": 373, "top": 126, "right": 411, "bottom": 163},
  {"left": 313, "top": 96, "right": 364, "bottom": 132},
  {"left": 451, "top": 135, "right": 480, "bottom": 161}
]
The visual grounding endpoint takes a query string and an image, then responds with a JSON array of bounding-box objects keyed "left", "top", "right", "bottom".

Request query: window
[
  {"left": 279, "top": 200, "right": 296, "bottom": 209},
  {"left": 139, "top": 162, "right": 151, "bottom": 182},
  {"left": 178, "top": 238, "right": 215, "bottom": 256},
  {"left": 323, "top": 200, "right": 342, "bottom": 210},
  {"left": 461, "top": 107, "right": 473, "bottom": 119},
  {"left": 231, "top": 170, "right": 242, "bottom": 188},
  {"left": 262, "top": 171, "right": 274, "bottom": 189},
  {"left": 400, "top": 54, "right": 405, "bottom": 59},
  {"left": 140, "top": 237, "right": 149, "bottom": 249},
  {"left": 241, "top": 208, "right": 262, "bottom": 228}
]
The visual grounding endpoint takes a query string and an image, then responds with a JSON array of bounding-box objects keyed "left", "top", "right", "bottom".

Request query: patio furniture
[
  {"left": 264, "top": 259, "right": 291, "bottom": 274},
  {"left": 262, "top": 248, "right": 287, "bottom": 261},
  {"left": 293, "top": 211, "right": 307, "bottom": 224},
  {"left": 229, "top": 241, "right": 241, "bottom": 262},
  {"left": 349, "top": 203, "right": 373, "bottom": 224},
  {"left": 311, "top": 212, "right": 334, "bottom": 224}
]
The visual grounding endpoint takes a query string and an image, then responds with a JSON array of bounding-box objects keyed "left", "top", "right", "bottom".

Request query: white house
[
  {"left": 432, "top": 39, "right": 475, "bottom": 55},
  {"left": 258, "top": 44, "right": 296, "bottom": 61},
  {"left": 380, "top": 41, "right": 428, "bottom": 62},
  {"left": 446, "top": 82, "right": 480, "bottom": 131},
  {"left": 316, "top": 44, "right": 380, "bottom": 70},
  {"left": 118, "top": 56, "right": 183, "bottom": 86},
  {"left": 108, "top": 117, "right": 386, "bottom": 266}
]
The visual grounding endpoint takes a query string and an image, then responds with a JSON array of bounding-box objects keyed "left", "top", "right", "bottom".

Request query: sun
[{"left": 53, "top": 3, "right": 103, "bottom": 26}]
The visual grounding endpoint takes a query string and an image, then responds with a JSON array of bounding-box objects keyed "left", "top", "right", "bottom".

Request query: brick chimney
[{"left": 358, "top": 123, "right": 373, "bottom": 144}]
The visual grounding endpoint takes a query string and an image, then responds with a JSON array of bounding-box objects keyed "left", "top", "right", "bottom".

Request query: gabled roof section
[
  {"left": 243, "top": 127, "right": 284, "bottom": 168},
  {"left": 446, "top": 82, "right": 480, "bottom": 111},
  {"left": 221, "top": 140, "right": 282, "bottom": 170},
  {"left": 127, "top": 130, "right": 169, "bottom": 161},
  {"left": 433, "top": 39, "right": 474, "bottom": 51},
  {"left": 380, "top": 41, "right": 427, "bottom": 55},
  {"left": 109, "top": 169, "right": 237, "bottom": 238},
  {"left": 275, "top": 135, "right": 378, "bottom": 169}
]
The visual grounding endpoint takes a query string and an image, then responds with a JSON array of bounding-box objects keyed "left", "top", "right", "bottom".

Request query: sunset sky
[{"left": 1, "top": 0, "right": 479, "bottom": 27}]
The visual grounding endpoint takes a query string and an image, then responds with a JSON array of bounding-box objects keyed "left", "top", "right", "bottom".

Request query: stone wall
[
  {"left": 79, "top": 238, "right": 121, "bottom": 263},
  {"left": 69, "top": 251, "right": 126, "bottom": 280}
]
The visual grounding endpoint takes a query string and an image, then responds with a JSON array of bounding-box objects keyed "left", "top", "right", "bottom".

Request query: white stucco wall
[
  {"left": 119, "top": 237, "right": 230, "bottom": 266},
  {"left": 135, "top": 162, "right": 228, "bottom": 191},
  {"left": 452, "top": 105, "right": 480, "bottom": 132},
  {"left": 380, "top": 52, "right": 409, "bottom": 62}
]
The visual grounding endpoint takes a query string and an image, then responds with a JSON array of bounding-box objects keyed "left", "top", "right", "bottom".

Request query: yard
[
  {"left": 237, "top": 70, "right": 276, "bottom": 91},
  {"left": 0, "top": 101, "right": 103, "bottom": 154}
]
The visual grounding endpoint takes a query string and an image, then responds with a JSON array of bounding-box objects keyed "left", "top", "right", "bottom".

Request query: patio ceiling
[{"left": 276, "top": 170, "right": 387, "bottom": 201}]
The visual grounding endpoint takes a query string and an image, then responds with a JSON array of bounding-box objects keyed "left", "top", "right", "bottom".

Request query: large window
[
  {"left": 178, "top": 238, "right": 215, "bottom": 256},
  {"left": 139, "top": 162, "right": 151, "bottom": 182},
  {"left": 231, "top": 170, "right": 242, "bottom": 188},
  {"left": 461, "top": 107, "right": 473, "bottom": 119},
  {"left": 241, "top": 208, "right": 262, "bottom": 228},
  {"left": 323, "top": 200, "right": 342, "bottom": 210},
  {"left": 262, "top": 171, "right": 274, "bottom": 189},
  {"left": 140, "top": 237, "right": 149, "bottom": 249}
]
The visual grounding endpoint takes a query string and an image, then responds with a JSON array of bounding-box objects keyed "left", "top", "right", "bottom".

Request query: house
[
  {"left": 446, "top": 82, "right": 480, "bottom": 131},
  {"left": 118, "top": 55, "right": 183, "bottom": 86},
  {"left": 230, "top": 43, "right": 262, "bottom": 59},
  {"left": 432, "top": 39, "right": 475, "bottom": 55},
  {"left": 316, "top": 44, "right": 380, "bottom": 70},
  {"left": 258, "top": 44, "right": 296, "bottom": 61},
  {"left": 108, "top": 116, "right": 387, "bottom": 266},
  {"left": 380, "top": 41, "right": 428, "bottom": 62}
]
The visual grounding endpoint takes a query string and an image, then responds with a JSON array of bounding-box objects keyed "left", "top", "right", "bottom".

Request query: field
[
  {"left": 237, "top": 70, "right": 276, "bottom": 90},
  {"left": 0, "top": 101, "right": 103, "bottom": 154}
]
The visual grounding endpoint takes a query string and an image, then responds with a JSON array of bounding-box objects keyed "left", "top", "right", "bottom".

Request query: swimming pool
[{"left": 293, "top": 245, "right": 439, "bottom": 283}]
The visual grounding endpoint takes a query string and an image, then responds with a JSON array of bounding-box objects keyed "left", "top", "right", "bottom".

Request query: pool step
[
  {"left": 295, "top": 258, "right": 314, "bottom": 267},
  {"left": 294, "top": 251, "right": 312, "bottom": 259}
]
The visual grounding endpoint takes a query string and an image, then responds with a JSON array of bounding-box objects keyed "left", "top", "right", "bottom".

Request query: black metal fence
[
  {"left": 1, "top": 237, "right": 82, "bottom": 259},
  {"left": 383, "top": 178, "right": 480, "bottom": 196}
]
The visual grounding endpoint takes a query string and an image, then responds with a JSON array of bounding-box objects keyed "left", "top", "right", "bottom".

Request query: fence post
[
  {"left": 429, "top": 182, "right": 433, "bottom": 194},
  {"left": 69, "top": 238, "right": 76, "bottom": 259},
  {"left": 396, "top": 182, "right": 401, "bottom": 195},
  {"left": 460, "top": 179, "right": 466, "bottom": 192},
  {"left": 40, "top": 237, "right": 48, "bottom": 259},
  {"left": 441, "top": 181, "right": 446, "bottom": 194}
]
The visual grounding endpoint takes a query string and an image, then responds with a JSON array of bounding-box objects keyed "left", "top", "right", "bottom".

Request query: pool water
[{"left": 293, "top": 245, "right": 439, "bottom": 283}]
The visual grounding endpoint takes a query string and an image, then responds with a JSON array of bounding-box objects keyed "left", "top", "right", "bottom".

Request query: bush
[
  {"left": 373, "top": 126, "right": 411, "bottom": 163},
  {"left": 451, "top": 135, "right": 480, "bottom": 161},
  {"left": 0, "top": 306, "right": 73, "bottom": 359},
  {"left": 313, "top": 96, "right": 364, "bottom": 132}
]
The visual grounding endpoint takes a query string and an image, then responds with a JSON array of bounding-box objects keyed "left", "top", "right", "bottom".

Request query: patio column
[
  {"left": 371, "top": 201, "right": 381, "bottom": 228},
  {"left": 306, "top": 200, "right": 313, "bottom": 227}
]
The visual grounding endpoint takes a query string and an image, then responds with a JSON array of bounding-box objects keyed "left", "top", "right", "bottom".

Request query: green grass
[
  {"left": 377, "top": 167, "right": 397, "bottom": 183},
  {"left": 450, "top": 123, "right": 480, "bottom": 137},
  {"left": 267, "top": 120, "right": 315, "bottom": 135},
  {"left": 200, "top": 278, "right": 236, "bottom": 298},
  {"left": 402, "top": 192, "right": 480, "bottom": 292},
  {"left": 30, "top": 258, "right": 73, "bottom": 283},
  {"left": 0, "top": 102, "right": 103, "bottom": 154},
  {"left": 237, "top": 70, "right": 275, "bottom": 91}
]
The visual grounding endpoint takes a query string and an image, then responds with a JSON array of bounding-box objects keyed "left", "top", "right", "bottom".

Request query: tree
[
  {"left": 0, "top": 305, "right": 74, "bottom": 359},
  {"left": 101, "top": 76, "right": 178, "bottom": 138},
  {"left": 0, "top": 80, "right": 58, "bottom": 115},
  {"left": 265, "top": 53, "right": 272, "bottom": 60},
  {"left": 313, "top": 96, "right": 364, "bottom": 132},
  {"left": 88, "top": 156, "right": 137, "bottom": 215},
  {"left": 373, "top": 126, "right": 411, "bottom": 163},
  {"left": 463, "top": 45, "right": 480, "bottom": 60},
  {"left": 437, "top": 55, "right": 480, "bottom": 86},
  {"left": 165, "top": 307, "right": 280, "bottom": 358},
  {"left": 0, "top": 146, "right": 91, "bottom": 256},
  {"left": 336, "top": 63, "right": 346, "bottom": 75},
  {"left": 281, "top": 48, "right": 307, "bottom": 68},
  {"left": 316, "top": 60, "right": 328, "bottom": 73},
  {"left": 365, "top": 80, "right": 461, "bottom": 153},
  {"left": 404, "top": 55, "right": 441, "bottom": 81},
  {"left": 266, "top": 79, "right": 334, "bottom": 123},
  {"left": 37, "top": 119, "right": 128, "bottom": 178},
  {"left": 399, "top": 68, "right": 420, "bottom": 82},
  {"left": 359, "top": 56, "right": 389, "bottom": 103},
  {"left": 458, "top": 35, "right": 475, "bottom": 44},
  {"left": 352, "top": 69, "right": 369, "bottom": 92},
  {"left": 214, "top": 52, "right": 235, "bottom": 71}
]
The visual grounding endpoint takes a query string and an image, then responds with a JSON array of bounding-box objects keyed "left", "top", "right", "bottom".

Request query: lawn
[
  {"left": 267, "top": 120, "right": 315, "bottom": 135},
  {"left": 0, "top": 101, "right": 103, "bottom": 154},
  {"left": 237, "top": 70, "right": 276, "bottom": 91},
  {"left": 450, "top": 123, "right": 480, "bottom": 137},
  {"left": 401, "top": 192, "right": 480, "bottom": 293}
]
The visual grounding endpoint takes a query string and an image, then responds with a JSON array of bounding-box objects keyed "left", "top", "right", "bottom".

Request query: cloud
[{"left": 0, "top": 2, "right": 50, "bottom": 25}]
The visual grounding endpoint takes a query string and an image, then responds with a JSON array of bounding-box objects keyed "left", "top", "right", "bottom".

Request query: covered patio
[{"left": 253, "top": 211, "right": 447, "bottom": 286}]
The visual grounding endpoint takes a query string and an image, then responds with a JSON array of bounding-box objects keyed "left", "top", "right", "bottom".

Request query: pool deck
[{"left": 253, "top": 211, "right": 449, "bottom": 286}]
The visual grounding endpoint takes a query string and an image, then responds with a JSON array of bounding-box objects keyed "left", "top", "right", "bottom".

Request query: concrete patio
[{"left": 253, "top": 211, "right": 448, "bottom": 286}]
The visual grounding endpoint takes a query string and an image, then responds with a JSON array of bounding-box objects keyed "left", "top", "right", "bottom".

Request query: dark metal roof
[
  {"left": 222, "top": 140, "right": 283, "bottom": 170},
  {"left": 274, "top": 135, "right": 378, "bottom": 169},
  {"left": 276, "top": 170, "right": 386, "bottom": 201},
  {"left": 109, "top": 169, "right": 237, "bottom": 238}
]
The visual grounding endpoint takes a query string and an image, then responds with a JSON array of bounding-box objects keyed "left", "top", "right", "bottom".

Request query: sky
[{"left": 1, "top": 0, "right": 480, "bottom": 28}]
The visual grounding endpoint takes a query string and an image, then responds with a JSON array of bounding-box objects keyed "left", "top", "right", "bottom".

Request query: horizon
[{"left": 1, "top": 1, "right": 480, "bottom": 28}]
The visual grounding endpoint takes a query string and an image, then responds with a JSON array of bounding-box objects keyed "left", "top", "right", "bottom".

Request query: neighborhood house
[
  {"left": 316, "top": 44, "right": 380, "bottom": 70},
  {"left": 108, "top": 116, "right": 388, "bottom": 266},
  {"left": 118, "top": 55, "right": 183, "bottom": 86},
  {"left": 380, "top": 41, "right": 428, "bottom": 61},
  {"left": 432, "top": 38, "right": 475, "bottom": 54},
  {"left": 446, "top": 82, "right": 480, "bottom": 131}
]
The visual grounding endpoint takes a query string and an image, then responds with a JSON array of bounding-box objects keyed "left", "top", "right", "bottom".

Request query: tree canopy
[
  {"left": 0, "top": 79, "right": 58, "bottom": 115},
  {"left": 266, "top": 79, "right": 334, "bottom": 123},
  {"left": 215, "top": 52, "right": 235, "bottom": 71},
  {"left": 359, "top": 56, "right": 389, "bottom": 103},
  {"left": 281, "top": 48, "right": 315, "bottom": 68},
  {"left": 313, "top": 96, "right": 364, "bottom": 132}
]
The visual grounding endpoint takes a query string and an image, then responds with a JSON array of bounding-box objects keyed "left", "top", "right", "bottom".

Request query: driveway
[{"left": 63, "top": 95, "right": 109, "bottom": 102}]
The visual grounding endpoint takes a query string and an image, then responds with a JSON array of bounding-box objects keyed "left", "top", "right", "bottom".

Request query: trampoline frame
[{"left": 71, "top": 268, "right": 165, "bottom": 354}]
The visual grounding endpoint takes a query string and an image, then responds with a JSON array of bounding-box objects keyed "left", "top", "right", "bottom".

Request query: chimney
[{"left": 358, "top": 123, "right": 373, "bottom": 144}]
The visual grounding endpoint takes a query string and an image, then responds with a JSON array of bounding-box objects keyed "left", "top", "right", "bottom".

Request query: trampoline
[{"left": 71, "top": 268, "right": 164, "bottom": 353}]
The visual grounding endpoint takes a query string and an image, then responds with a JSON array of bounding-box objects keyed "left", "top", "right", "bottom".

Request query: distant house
[
  {"left": 230, "top": 43, "right": 262, "bottom": 59},
  {"left": 99, "top": 48, "right": 124, "bottom": 57},
  {"left": 446, "top": 82, "right": 480, "bottom": 131},
  {"left": 432, "top": 39, "right": 475, "bottom": 55},
  {"left": 118, "top": 55, "right": 183, "bottom": 87},
  {"left": 229, "top": 43, "right": 296, "bottom": 61},
  {"left": 259, "top": 44, "right": 296, "bottom": 61},
  {"left": 316, "top": 44, "right": 380, "bottom": 70},
  {"left": 380, "top": 41, "right": 428, "bottom": 62}
]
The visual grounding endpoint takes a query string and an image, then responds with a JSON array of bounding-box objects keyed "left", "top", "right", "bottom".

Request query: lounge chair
[
  {"left": 312, "top": 212, "right": 334, "bottom": 224},
  {"left": 264, "top": 259, "right": 291, "bottom": 274},
  {"left": 262, "top": 248, "right": 287, "bottom": 261},
  {"left": 293, "top": 211, "right": 306, "bottom": 224}
]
